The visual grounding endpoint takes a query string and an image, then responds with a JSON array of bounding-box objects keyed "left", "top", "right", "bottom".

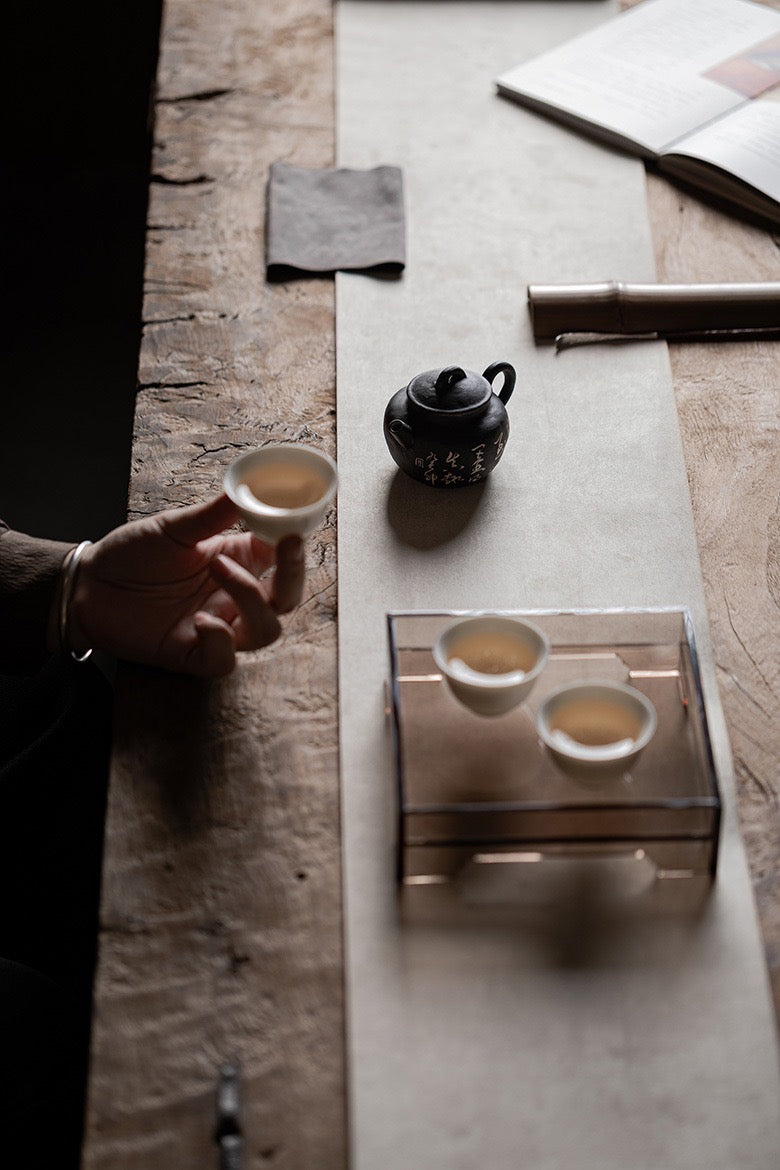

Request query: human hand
[{"left": 62, "top": 494, "right": 305, "bottom": 677}]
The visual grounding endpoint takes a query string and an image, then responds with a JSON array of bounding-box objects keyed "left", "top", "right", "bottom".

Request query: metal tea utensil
[{"left": 215, "top": 1062, "right": 244, "bottom": 1170}]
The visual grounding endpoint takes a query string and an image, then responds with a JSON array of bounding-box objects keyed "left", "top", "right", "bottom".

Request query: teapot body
[{"left": 383, "top": 362, "right": 514, "bottom": 488}]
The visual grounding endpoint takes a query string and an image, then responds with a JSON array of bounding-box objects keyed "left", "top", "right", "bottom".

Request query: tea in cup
[
  {"left": 536, "top": 679, "right": 656, "bottom": 781},
  {"left": 433, "top": 614, "right": 550, "bottom": 717},
  {"left": 224, "top": 443, "right": 337, "bottom": 543}
]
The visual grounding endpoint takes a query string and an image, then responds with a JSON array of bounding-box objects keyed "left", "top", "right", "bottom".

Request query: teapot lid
[{"left": 407, "top": 365, "right": 492, "bottom": 419}]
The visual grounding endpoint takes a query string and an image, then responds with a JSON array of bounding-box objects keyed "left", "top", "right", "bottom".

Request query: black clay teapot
[{"left": 383, "top": 361, "right": 515, "bottom": 487}]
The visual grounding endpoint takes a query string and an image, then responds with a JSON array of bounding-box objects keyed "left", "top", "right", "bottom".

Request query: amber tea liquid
[
  {"left": 244, "top": 463, "right": 329, "bottom": 509},
  {"left": 447, "top": 630, "right": 537, "bottom": 675},
  {"left": 550, "top": 697, "right": 642, "bottom": 746}
]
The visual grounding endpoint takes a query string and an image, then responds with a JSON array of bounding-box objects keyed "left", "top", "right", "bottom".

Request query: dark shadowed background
[
  {"left": 3, "top": 3, "right": 162, "bottom": 540},
  {"left": 2, "top": 7, "right": 162, "bottom": 1165}
]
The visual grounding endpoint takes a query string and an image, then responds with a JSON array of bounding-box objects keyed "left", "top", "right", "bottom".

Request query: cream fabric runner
[{"left": 335, "top": 3, "right": 780, "bottom": 1167}]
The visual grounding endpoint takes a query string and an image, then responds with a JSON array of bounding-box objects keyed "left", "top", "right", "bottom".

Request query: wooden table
[{"left": 82, "top": 1, "right": 779, "bottom": 1165}]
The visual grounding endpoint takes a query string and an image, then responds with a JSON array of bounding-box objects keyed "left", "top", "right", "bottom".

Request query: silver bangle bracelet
[{"left": 59, "top": 540, "right": 94, "bottom": 663}]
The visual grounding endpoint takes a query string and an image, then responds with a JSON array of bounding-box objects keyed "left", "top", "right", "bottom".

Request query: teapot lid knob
[{"left": 434, "top": 366, "right": 467, "bottom": 394}]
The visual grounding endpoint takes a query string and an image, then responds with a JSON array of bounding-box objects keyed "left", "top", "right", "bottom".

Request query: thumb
[{"left": 160, "top": 494, "right": 239, "bottom": 548}]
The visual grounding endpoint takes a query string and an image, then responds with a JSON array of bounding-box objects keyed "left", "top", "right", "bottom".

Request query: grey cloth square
[{"left": 266, "top": 162, "right": 405, "bottom": 280}]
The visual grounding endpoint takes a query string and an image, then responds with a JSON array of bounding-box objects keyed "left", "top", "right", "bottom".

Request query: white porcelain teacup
[
  {"left": 224, "top": 443, "right": 337, "bottom": 544},
  {"left": 536, "top": 679, "right": 657, "bottom": 781},
  {"left": 433, "top": 614, "right": 550, "bottom": 718}
]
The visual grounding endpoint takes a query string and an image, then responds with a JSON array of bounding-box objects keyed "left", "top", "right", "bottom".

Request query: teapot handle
[
  {"left": 482, "top": 361, "right": 515, "bottom": 404},
  {"left": 388, "top": 418, "right": 415, "bottom": 450}
]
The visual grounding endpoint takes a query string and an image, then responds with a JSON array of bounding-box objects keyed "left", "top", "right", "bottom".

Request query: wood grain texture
[
  {"left": 84, "top": 0, "right": 779, "bottom": 1165},
  {"left": 646, "top": 173, "right": 780, "bottom": 1019},
  {"left": 82, "top": 2, "right": 343, "bottom": 1167}
]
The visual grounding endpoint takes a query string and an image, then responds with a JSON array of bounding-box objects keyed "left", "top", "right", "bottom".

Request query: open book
[{"left": 496, "top": 0, "right": 780, "bottom": 226}]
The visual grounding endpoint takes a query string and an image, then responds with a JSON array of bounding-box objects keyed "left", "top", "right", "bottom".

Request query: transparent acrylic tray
[{"left": 387, "top": 609, "right": 721, "bottom": 890}]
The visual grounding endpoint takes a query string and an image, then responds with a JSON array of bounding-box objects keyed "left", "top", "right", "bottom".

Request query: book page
[
  {"left": 664, "top": 96, "right": 780, "bottom": 202},
  {"left": 496, "top": 0, "right": 780, "bottom": 157}
]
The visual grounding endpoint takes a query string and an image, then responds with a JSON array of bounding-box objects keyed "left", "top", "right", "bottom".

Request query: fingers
[
  {"left": 159, "top": 496, "right": 280, "bottom": 580},
  {"left": 208, "top": 554, "right": 282, "bottom": 648},
  {"left": 191, "top": 612, "right": 238, "bottom": 678},
  {"left": 271, "top": 535, "right": 305, "bottom": 614},
  {"left": 212, "top": 531, "right": 276, "bottom": 577},
  {"left": 160, "top": 494, "right": 240, "bottom": 547}
]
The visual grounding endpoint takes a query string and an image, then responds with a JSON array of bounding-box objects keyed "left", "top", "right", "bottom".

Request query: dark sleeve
[{"left": 0, "top": 520, "right": 74, "bottom": 673}]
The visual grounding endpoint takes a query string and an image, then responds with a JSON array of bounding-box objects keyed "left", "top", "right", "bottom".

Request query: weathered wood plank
[
  {"left": 82, "top": 1, "right": 342, "bottom": 1167},
  {"left": 646, "top": 172, "right": 780, "bottom": 1018}
]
